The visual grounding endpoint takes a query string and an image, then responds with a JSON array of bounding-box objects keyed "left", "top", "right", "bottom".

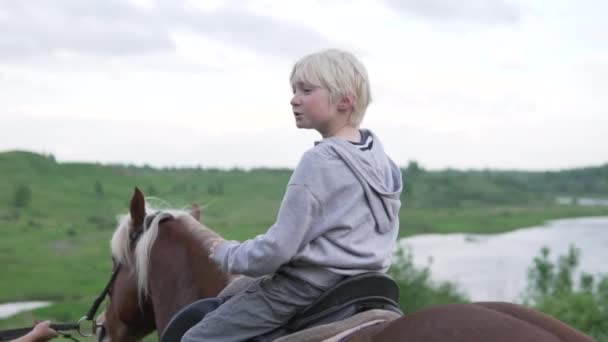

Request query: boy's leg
[{"left": 181, "top": 272, "right": 326, "bottom": 342}]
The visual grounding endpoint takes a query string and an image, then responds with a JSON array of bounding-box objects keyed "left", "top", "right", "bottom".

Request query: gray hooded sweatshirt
[{"left": 212, "top": 130, "right": 403, "bottom": 288}]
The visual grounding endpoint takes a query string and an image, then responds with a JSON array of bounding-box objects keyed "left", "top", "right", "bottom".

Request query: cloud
[
  {"left": 578, "top": 53, "right": 608, "bottom": 101},
  {"left": 0, "top": 0, "right": 174, "bottom": 60},
  {"left": 0, "top": 0, "right": 331, "bottom": 64},
  {"left": 581, "top": 54, "right": 608, "bottom": 80},
  {"left": 383, "top": 0, "right": 523, "bottom": 26},
  {"left": 169, "top": 4, "right": 332, "bottom": 60}
]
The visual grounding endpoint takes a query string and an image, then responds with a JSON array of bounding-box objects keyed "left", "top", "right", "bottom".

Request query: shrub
[
  {"left": 94, "top": 181, "right": 104, "bottom": 198},
  {"left": 389, "top": 246, "right": 468, "bottom": 312},
  {"left": 524, "top": 246, "right": 608, "bottom": 341}
]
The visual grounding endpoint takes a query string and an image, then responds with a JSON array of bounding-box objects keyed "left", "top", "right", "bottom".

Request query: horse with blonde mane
[{"left": 96, "top": 188, "right": 595, "bottom": 342}]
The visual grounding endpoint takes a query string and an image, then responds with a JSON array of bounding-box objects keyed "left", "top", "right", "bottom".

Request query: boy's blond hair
[{"left": 290, "top": 49, "right": 371, "bottom": 126}]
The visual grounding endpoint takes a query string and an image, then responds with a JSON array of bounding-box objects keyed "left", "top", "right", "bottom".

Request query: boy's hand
[{"left": 209, "top": 240, "right": 223, "bottom": 258}]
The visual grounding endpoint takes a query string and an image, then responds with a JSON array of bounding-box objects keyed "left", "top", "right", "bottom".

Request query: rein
[
  {"left": 0, "top": 266, "right": 122, "bottom": 342},
  {"left": 0, "top": 212, "right": 161, "bottom": 341}
]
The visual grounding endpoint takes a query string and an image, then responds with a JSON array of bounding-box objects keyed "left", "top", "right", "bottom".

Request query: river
[
  {"left": 0, "top": 301, "right": 51, "bottom": 319},
  {"left": 400, "top": 216, "right": 608, "bottom": 302}
]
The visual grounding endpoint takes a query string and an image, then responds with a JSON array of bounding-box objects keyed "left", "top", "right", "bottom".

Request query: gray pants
[{"left": 181, "top": 272, "right": 327, "bottom": 342}]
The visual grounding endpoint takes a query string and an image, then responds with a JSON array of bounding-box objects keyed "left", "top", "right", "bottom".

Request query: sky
[{"left": 1, "top": 0, "right": 606, "bottom": 170}]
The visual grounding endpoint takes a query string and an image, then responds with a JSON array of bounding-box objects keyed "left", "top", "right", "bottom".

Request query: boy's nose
[{"left": 290, "top": 95, "right": 300, "bottom": 106}]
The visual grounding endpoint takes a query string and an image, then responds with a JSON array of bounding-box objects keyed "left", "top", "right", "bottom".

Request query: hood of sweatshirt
[{"left": 318, "top": 130, "right": 403, "bottom": 233}]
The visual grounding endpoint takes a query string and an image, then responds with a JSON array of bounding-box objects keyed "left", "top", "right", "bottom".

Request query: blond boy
[{"left": 183, "top": 49, "right": 402, "bottom": 342}]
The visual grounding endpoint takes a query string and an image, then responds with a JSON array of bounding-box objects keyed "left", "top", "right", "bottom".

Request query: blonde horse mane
[{"left": 110, "top": 205, "right": 224, "bottom": 302}]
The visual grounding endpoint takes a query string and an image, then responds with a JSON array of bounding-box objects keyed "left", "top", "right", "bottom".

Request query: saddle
[{"left": 161, "top": 272, "right": 402, "bottom": 342}]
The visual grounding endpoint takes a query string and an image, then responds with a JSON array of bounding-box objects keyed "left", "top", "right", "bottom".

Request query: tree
[
  {"left": 95, "top": 181, "right": 105, "bottom": 198},
  {"left": 207, "top": 182, "right": 225, "bottom": 196},
  {"left": 13, "top": 184, "right": 32, "bottom": 208},
  {"left": 405, "top": 160, "right": 423, "bottom": 176}
]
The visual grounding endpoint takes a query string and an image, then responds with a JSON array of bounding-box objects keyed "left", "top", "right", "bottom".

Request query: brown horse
[{"left": 96, "top": 188, "right": 595, "bottom": 342}]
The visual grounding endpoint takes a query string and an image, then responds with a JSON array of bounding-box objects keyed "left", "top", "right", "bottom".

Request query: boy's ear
[{"left": 337, "top": 94, "right": 355, "bottom": 111}]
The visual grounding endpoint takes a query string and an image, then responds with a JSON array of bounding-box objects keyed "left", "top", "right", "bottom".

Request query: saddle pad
[
  {"left": 322, "top": 320, "right": 386, "bottom": 342},
  {"left": 273, "top": 309, "right": 401, "bottom": 342}
]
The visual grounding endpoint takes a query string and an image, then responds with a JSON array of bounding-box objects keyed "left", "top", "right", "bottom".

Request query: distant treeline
[
  {"left": 2, "top": 151, "right": 607, "bottom": 213},
  {"left": 402, "top": 161, "right": 608, "bottom": 208}
]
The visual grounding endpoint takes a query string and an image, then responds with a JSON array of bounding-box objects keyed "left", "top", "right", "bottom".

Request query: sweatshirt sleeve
[{"left": 211, "top": 183, "right": 322, "bottom": 277}]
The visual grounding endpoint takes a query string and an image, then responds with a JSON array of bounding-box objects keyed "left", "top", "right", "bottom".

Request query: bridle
[
  {"left": 0, "top": 254, "right": 128, "bottom": 341},
  {"left": 92, "top": 212, "right": 163, "bottom": 338},
  {"left": 0, "top": 213, "right": 160, "bottom": 342}
]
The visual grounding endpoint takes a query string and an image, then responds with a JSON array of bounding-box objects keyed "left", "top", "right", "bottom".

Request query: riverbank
[{"left": 400, "top": 205, "right": 608, "bottom": 236}]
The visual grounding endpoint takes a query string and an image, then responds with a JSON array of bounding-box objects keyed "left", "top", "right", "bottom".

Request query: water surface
[
  {"left": 400, "top": 217, "right": 608, "bottom": 302},
  {"left": 0, "top": 301, "right": 51, "bottom": 319}
]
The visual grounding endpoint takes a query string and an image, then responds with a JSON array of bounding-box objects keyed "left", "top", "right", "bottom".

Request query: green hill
[{"left": 1, "top": 150, "right": 607, "bottom": 332}]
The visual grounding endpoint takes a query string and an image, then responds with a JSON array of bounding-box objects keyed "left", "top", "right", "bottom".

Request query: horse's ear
[
  {"left": 191, "top": 203, "right": 201, "bottom": 222},
  {"left": 130, "top": 187, "right": 146, "bottom": 228}
]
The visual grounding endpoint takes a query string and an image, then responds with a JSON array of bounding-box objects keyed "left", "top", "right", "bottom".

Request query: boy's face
[{"left": 290, "top": 81, "right": 344, "bottom": 137}]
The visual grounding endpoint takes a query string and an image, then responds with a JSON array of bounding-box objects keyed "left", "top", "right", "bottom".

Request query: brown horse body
[{"left": 98, "top": 189, "right": 595, "bottom": 342}]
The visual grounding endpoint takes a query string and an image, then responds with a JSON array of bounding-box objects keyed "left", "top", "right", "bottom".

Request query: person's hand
[
  {"left": 28, "top": 321, "right": 58, "bottom": 342},
  {"left": 209, "top": 239, "right": 223, "bottom": 258}
]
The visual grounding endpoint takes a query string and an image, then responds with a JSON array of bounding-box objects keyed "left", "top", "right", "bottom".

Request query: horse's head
[
  {"left": 97, "top": 188, "right": 223, "bottom": 342},
  {"left": 97, "top": 188, "right": 156, "bottom": 341}
]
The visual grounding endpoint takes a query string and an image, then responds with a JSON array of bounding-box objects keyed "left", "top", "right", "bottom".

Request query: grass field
[{"left": 1, "top": 151, "right": 607, "bottom": 338}]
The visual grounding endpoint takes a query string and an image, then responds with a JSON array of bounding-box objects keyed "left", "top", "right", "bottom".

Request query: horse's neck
[{"left": 147, "top": 217, "right": 231, "bottom": 334}]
